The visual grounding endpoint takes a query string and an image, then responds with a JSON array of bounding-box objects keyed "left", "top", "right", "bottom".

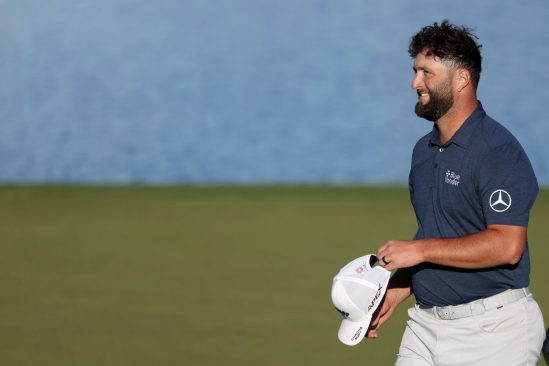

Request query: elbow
[
  {"left": 505, "top": 240, "right": 526, "bottom": 265},
  {"left": 487, "top": 225, "right": 527, "bottom": 266},
  {"left": 507, "top": 253, "right": 522, "bottom": 266}
]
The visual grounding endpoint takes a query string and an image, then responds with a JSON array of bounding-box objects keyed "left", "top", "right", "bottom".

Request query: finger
[
  {"left": 370, "top": 312, "right": 382, "bottom": 328},
  {"left": 377, "top": 244, "right": 387, "bottom": 253},
  {"left": 376, "top": 244, "right": 387, "bottom": 258},
  {"left": 366, "top": 323, "right": 380, "bottom": 338},
  {"left": 366, "top": 324, "right": 379, "bottom": 338},
  {"left": 371, "top": 314, "right": 390, "bottom": 335},
  {"left": 375, "top": 252, "right": 385, "bottom": 265},
  {"left": 378, "top": 255, "right": 390, "bottom": 268}
]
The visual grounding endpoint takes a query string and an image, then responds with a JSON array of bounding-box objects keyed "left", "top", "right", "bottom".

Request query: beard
[{"left": 415, "top": 77, "right": 454, "bottom": 122}]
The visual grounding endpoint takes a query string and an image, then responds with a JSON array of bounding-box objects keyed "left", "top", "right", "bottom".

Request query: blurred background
[
  {"left": 1, "top": 1, "right": 548, "bottom": 365},
  {"left": 2, "top": 0, "right": 548, "bottom": 184}
]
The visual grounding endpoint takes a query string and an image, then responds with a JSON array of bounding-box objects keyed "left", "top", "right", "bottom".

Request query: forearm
[
  {"left": 417, "top": 225, "right": 526, "bottom": 268},
  {"left": 386, "top": 267, "right": 413, "bottom": 306},
  {"left": 377, "top": 224, "right": 527, "bottom": 271}
]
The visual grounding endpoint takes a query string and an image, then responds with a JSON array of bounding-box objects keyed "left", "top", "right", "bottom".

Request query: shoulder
[
  {"left": 476, "top": 114, "right": 523, "bottom": 154},
  {"left": 474, "top": 114, "right": 535, "bottom": 181}
]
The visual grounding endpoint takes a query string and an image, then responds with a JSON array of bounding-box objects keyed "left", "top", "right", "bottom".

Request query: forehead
[{"left": 413, "top": 52, "right": 447, "bottom": 71}]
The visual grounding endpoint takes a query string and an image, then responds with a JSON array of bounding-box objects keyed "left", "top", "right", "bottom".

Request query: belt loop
[
  {"left": 522, "top": 287, "right": 528, "bottom": 299},
  {"left": 473, "top": 300, "right": 485, "bottom": 315},
  {"left": 470, "top": 301, "right": 478, "bottom": 317},
  {"left": 433, "top": 306, "right": 439, "bottom": 320}
]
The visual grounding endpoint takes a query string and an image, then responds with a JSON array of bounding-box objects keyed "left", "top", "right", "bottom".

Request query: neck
[{"left": 435, "top": 99, "right": 478, "bottom": 144}]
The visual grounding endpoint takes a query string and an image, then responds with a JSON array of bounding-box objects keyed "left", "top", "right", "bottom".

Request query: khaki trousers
[{"left": 396, "top": 292, "right": 545, "bottom": 366}]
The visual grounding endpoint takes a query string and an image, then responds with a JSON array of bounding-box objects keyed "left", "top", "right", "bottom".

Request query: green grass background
[{"left": 0, "top": 186, "right": 547, "bottom": 365}]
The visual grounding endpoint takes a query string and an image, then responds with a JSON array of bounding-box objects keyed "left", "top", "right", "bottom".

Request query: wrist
[
  {"left": 386, "top": 286, "right": 411, "bottom": 307},
  {"left": 414, "top": 239, "right": 427, "bottom": 264}
]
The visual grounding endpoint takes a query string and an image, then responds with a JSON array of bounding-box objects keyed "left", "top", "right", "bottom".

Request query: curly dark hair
[{"left": 409, "top": 20, "right": 482, "bottom": 88}]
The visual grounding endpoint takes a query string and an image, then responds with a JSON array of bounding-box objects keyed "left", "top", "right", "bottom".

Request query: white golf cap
[{"left": 331, "top": 254, "right": 391, "bottom": 346}]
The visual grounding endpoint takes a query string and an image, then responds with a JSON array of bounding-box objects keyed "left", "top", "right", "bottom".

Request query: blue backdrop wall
[{"left": 1, "top": 0, "right": 548, "bottom": 184}]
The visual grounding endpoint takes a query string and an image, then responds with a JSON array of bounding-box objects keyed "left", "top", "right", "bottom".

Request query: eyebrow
[{"left": 413, "top": 66, "right": 432, "bottom": 73}]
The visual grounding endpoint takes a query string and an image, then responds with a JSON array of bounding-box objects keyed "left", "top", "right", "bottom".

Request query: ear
[{"left": 456, "top": 69, "right": 471, "bottom": 92}]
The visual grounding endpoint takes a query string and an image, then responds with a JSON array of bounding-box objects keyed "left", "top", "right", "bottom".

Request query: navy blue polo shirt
[{"left": 409, "top": 101, "right": 538, "bottom": 308}]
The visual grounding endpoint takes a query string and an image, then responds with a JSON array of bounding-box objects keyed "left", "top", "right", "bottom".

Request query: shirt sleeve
[{"left": 476, "top": 142, "right": 538, "bottom": 227}]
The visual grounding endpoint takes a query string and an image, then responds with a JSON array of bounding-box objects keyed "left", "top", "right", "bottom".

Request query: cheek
[{"left": 423, "top": 81, "right": 434, "bottom": 92}]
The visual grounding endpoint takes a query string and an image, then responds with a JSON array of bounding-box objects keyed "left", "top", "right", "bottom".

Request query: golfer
[{"left": 369, "top": 20, "right": 545, "bottom": 365}]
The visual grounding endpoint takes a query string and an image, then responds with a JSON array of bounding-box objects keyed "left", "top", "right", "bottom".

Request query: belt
[{"left": 419, "top": 288, "right": 531, "bottom": 320}]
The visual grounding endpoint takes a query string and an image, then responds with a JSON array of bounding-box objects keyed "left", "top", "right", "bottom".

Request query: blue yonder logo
[{"left": 445, "top": 171, "right": 460, "bottom": 186}]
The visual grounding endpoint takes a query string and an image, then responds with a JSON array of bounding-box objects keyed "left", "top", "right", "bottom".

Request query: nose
[{"left": 411, "top": 73, "right": 423, "bottom": 90}]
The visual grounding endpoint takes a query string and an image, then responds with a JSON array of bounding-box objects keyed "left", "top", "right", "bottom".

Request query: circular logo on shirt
[{"left": 489, "top": 190, "right": 512, "bottom": 212}]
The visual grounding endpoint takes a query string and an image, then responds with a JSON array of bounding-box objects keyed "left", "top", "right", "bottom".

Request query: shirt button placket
[{"left": 434, "top": 147, "right": 444, "bottom": 183}]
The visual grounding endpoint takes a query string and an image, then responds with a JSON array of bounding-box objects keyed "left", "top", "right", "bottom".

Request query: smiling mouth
[{"left": 417, "top": 91, "right": 429, "bottom": 101}]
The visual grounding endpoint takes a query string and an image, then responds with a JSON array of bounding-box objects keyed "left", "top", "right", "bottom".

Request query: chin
[{"left": 415, "top": 101, "right": 428, "bottom": 110}]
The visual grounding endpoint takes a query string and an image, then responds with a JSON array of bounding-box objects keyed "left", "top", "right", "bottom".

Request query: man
[{"left": 367, "top": 20, "right": 545, "bottom": 365}]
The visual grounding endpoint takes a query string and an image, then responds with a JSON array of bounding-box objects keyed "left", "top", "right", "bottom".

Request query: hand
[
  {"left": 366, "top": 268, "right": 413, "bottom": 339},
  {"left": 377, "top": 239, "right": 423, "bottom": 271},
  {"left": 366, "top": 290, "right": 397, "bottom": 339}
]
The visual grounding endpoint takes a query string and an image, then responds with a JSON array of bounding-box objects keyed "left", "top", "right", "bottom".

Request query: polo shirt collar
[{"left": 429, "top": 101, "right": 486, "bottom": 148}]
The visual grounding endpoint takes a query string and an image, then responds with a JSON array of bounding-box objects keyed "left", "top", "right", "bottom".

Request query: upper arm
[{"left": 476, "top": 143, "right": 538, "bottom": 227}]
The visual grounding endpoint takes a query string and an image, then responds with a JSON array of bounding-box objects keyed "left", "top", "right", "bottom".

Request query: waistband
[{"left": 419, "top": 288, "right": 531, "bottom": 320}]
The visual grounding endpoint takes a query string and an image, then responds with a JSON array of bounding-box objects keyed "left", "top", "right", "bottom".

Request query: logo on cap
[
  {"left": 489, "top": 190, "right": 511, "bottom": 212},
  {"left": 351, "top": 327, "right": 363, "bottom": 341},
  {"left": 335, "top": 307, "right": 349, "bottom": 318},
  {"left": 368, "top": 283, "right": 383, "bottom": 312}
]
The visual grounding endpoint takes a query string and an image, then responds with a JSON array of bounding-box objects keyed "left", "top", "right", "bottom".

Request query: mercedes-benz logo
[{"left": 489, "top": 190, "right": 511, "bottom": 212}]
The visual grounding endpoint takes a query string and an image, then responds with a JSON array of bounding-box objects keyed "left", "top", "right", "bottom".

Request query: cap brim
[{"left": 337, "top": 315, "right": 372, "bottom": 346}]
